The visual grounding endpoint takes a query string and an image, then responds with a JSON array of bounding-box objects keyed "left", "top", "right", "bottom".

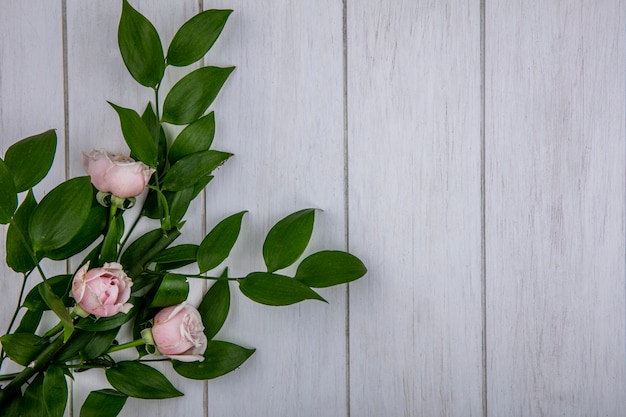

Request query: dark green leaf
[
  {"left": 44, "top": 202, "right": 108, "bottom": 261},
  {"left": 6, "top": 190, "right": 37, "bottom": 272},
  {"left": 198, "top": 211, "right": 246, "bottom": 272},
  {"left": 39, "top": 282, "right": 74, "bottom": 330},
  {"left": 162, "top": 66, "right": 235, "bottom": 125},
  {"left": 4, "top": 129, "right": 56, "bottom": 192},
  {"left": 295, "top": 250, "right": 367, "bottom": 288},
  {"left": 21, "top": 373, "right": 45, "bottom": 417},
  {"left": 0, "top": 158, "right": 17, "bottom": 224},
  {"left": 169, "top": 187, "right": 194, "bottom": 226},
  {"left": 109, "top": 102, "right": 157, "bottom": 166},
  {"left": 162, "top": 150, "right": 232, "bottom": 191},
  {"left": 0, "top": 389, "right": 21, "bottom": 417},
  {"left": 106, "top": 361, "right": 183, "bottom": 399},
  {"left": 172, "top": 340, "right": 254, "bottom": 380},
  {"left": 149, "top": 273, "right": 189, "bottom": 308},
  {"left": 120, "top": 228, "right": 162, "bottom": 274},
  {"left": 23, "top": 274, "right": 72, "bottom": 311},
  {"left": 0, "top": 333, "right": 47, "bottom": 366},
  {"left": 75, "top": 300, "right": 137, "bottom": 332},
  {"left": 239, "top": 272, "right": 326, "bottom": 306},
  {"left": 199, "top": 277, "right": 230, "bottom": 340},
  {"left": 43, "top": 366, "right": 67, "bottom": 417},
  {"left": 81, "top": 328, "right": 120, "bottom": 360},
  {"left": 192, "top": 175, "right": 214, "bottom": 199},
  {"left": 118, "top": 0, "right": 164, "bottom": 87},
  {"left": 80, "top": 389, "right": 127, "bottom": 417},
  {"left": 101, "top": 214, "right": 124, "bottom": 263},
  {"left": 167, "top": 10, "right": 232, "bottom": 66},
  {"left": 141, "top": 102, "right": 167, "bottom": 176},
  {"left": 29, "top": 176, "right": 92, "bottom": 252},
  {"left": 168, "top": 112, "right": 215, "bottom": 164},
  {"left": 15, "top": 308, "right": 43, "bottom": 334},
  {"left": 263, "top": 209, "right": 316, "bottom": 272},
  {"left": 152, "top": 244, "right": 198, "bottom": 265}
]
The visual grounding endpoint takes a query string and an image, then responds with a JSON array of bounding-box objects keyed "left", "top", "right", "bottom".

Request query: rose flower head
[
  {"left": 71, "top": 262, "right": 133, "bottom": 318},
  {"left": 83, "top": 150, "right": 155, "bottom": 199},
  {"left": 150, "top": 303, "right": 207, "bottom": 362}
]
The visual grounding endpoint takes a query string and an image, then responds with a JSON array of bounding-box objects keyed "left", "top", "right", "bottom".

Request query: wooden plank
[
  {"left": 485, "top": 1, "right": 626, "bottom": 415},
  {"left": 0, "top": 0, "right": 66, "bottom": 376},
  {"left": 347, "top": 1, "right": 484, "bottom": 415},
  {"left": 201, "top": 1, "right": 348, "bottom": 416},
  {"left": 64, "top": 1, "right": 205, "bottom": 415}
]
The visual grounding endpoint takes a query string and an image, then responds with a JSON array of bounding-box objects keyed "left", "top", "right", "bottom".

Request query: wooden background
[{"left": 1, "top": 0, "right": 624, "bottom": 415}]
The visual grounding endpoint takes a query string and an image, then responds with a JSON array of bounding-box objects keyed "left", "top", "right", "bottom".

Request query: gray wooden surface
[{"left": 0, "top": 1, "right": 624, "bottom": 416}]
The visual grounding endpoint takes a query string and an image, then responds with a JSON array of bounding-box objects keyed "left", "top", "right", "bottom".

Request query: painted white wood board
[
  {"left": 202, "top": 1, "right": 348, "bottom": 416},
  {"left": 485, "top": 1, "right": 626, "bottom": 415},
  {"left": 347, "top": 1, "right": 484, "bottom": 415},
  {"left": 0, "top": 0, "right": 67, "bottom": 383}
]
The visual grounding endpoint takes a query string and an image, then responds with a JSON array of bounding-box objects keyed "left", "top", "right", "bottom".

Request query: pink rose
[
  {"left": 151, "top": 303, "right": 207, "bottom": 362},
  {"left": 71, "top": 262, "right": 133, "bottom": 317},
  {"left": 82, "top": 150, "right": 155, "bottom": 198}
]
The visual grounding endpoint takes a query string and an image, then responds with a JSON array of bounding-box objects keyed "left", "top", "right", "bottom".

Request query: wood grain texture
[
  {"left": 485, "top": 1, "right": 626, "bottom": 415},
  {"left": 202, "top": 1, "right": 348, "bottom": 416},
  {"left": 0, "top": 0, "right": 66, "bottom": 376},
  {"left": 347, "top": 1, "right": 484, "bottom": 415}
]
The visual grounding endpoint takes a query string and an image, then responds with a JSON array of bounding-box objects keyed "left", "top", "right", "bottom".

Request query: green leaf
[
  {"left": 149, "top": 273, "right": 189, "bottom": 308},
  {"left": 80, "top": 389, "right": 128, "bottom": 417},
  {"left": 120, "top": 228, "right": 162, "bottom": 274},
  {"left": 15, "top": 309, "right": 43, "bottom": 334},
  {"left": 198, "top": 277, "right": 230, "bottom": 340},
  {"left": 168, "top": 112, "right": 215, "bottom": 164},
  {"left": 106, "top": 361, "right": 183, "bottom": 399},
  {"left": 29, "top": 176, "right": 92, "bottom": 252},
  {"left": 43, "top": 366, "right": 68, "bottom": 417},
  {"left": 6, "top": 190, "right": 37, "bottom": 272},
  {"left": 162, "top": 66, "right": 235, "bottom": 125},
  {"left": 118, "top": 0, "right": 164, "bottom": 87},
  {"left": 239, "top": 272, "right": 326, "bottom": 306},
  {"left": 172, "top": 340, "right": 254, "bottom": 380},
  {"left": 141, "top": 102, "right": 167, "bottom": 176},
  {"left": 198, "top": 211, "right": 246, "bottom": 273},
  {"left": 0, "top": 389, "right": 21, "bottom": 417},
  {"left": 81, "top": 328, "right": 120, "bottom": 360},
  {"left": 169, "top": 187, "right": 194, "bottom": 226},
  {"left": 0, "top": 333, "right": 47, "bottom": 366},
  {"left": 295, "top": 250, "right": 367, "bottom": 288},
  {"left": 167, "top": 10, "right": 232, "bottom": 67},
  {"left": 21, "top": 373, "right": 45, "bottom": 417},
  {"left": 152, "top": 244, "right": 198, "bottom": 265},
  {"left": 162, "top": 150, "right": 232, "bottom": 191},
  {"left": 23, "top": 274, "right": 72, "bottom": 311},
  {"left": 75, "top": 300, "right": 137, "bottom": 332},
  {"left": 4, "top": 129, "right": 56, "bottom": 192},
  {"left": 39, "top": 282, "right": 74, "bottom": 331},
  {"left": 101, "top": 214, "right": 124, "bottom": 263},
  {"left": 263, "top": 209, "right": 316, "bottom": 272},
  {"left": 0, "top": 158, "right": 17, "bottom": 224},
  {"left": 44, "top": 202, "right": 108, "bottom": 261},
  {"left": 109, "top": 102, "right": 157, "bottom": 166}
]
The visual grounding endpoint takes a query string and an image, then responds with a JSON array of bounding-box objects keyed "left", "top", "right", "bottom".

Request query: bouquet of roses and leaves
[{"left": 0, "top": 2, "right": 366, "bottom": 416}]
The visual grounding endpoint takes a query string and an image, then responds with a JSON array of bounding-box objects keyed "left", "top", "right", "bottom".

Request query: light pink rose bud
[
  {"left": 151, "top": 303, "right": 207, "bottom": 362},
  {"left": 82, "top": 150, "right": 155, "bottom": 198},
  {"left": 71, "top": 262, "right": 133, "bottom": 317}
]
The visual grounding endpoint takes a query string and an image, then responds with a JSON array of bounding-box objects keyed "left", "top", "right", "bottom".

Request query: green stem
[
  {"left": 0, "top": 372, "right": 20, "bottom": 382},
  {"left": 0, "top": 270, "right": 34, "bottom": 368},
  {"left": 0, "top": 333, "right": 67, "bottom": 407},
  {"left": 146, "top": 270, "right": 240, "bottom": 281},
  {"left": 118, "top": 197, "right": 147, "bottom": 257},
  {"left": 107, "top": 339, "right": 145, "bottom": 354}
]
